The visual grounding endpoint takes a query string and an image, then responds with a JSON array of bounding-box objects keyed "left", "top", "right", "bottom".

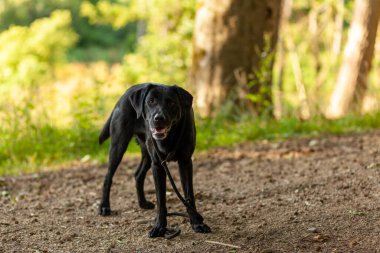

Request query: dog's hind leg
[
  {"left": 99, "top": 121, "right": 133, "bottom": 216},
  {"left": 134, "top": 144, "right": 154, "bottom": 209}
]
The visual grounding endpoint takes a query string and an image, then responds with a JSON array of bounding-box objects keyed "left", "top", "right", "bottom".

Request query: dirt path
[{"left": 1, "top": 131, "right": 380, "bottom": 252}]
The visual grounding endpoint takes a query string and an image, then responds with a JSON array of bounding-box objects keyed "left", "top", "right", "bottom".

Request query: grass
[
  {"left": 1, "top": 112, "right": 380, "bottom": 176},
  {"left": 196, "top": 112, "right": 380, "bottom": 149}
]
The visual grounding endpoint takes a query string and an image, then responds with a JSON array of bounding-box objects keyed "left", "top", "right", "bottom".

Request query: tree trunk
[
  {"left": 273, "top": 0, "right": 292, "bottom": 119},
  {"left": 326, "top": 0, "right": 380, "bottom": 119},
  {"left": 191, "top": 0, "right": 282, "bottom": 117},
  {"left": 332, "top": 0, "right": 344, "bottom": 56}
]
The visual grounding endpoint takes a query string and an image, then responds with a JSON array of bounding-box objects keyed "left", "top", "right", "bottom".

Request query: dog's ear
[
  {"left": 129, "top": 83, "right": 152, "bottom": 119},
  {"left": 174, "top": 85, "right": 193, "bottom": 109}
]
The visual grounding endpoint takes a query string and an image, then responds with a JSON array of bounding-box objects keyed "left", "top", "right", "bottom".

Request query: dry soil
[{"left": 1, "top": 131, "right": 380, "bottom": 252}]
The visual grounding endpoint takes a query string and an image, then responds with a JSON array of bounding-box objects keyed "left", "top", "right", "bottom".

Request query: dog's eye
[
  {"left": 168, "top": 100, "right": 175, "bottom": 106},
  {"left": 148, "top": 98, "right": 155, "bottom": 104}
]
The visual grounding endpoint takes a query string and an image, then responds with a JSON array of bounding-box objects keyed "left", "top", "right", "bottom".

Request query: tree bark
[
  {"left": 191, "top": 0, "right": 282, "bottom": 117},
  {"left": 273, "top": 0, "right": 292, "bottom": 119},
  {"left": 326, "top": 0, "right": 380, "bottom": 119},
  {"left": 332, "top": 0, "right": 344, "bottom": 56}
]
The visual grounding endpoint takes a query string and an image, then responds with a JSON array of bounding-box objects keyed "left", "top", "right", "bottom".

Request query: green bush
[
  {"left": 0, "top": 0, "right": 138, "bottom": 63},
  {"left": 0, "top": 10, "right": 78, "bottom": 87},
  {"left": 80, "top": 0, "right": 195, "bottom": 84}
]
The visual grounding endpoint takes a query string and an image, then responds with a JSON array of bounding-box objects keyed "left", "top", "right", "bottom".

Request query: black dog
[{"left": 98, "top": 83, "right": 211, "bottom": 238}]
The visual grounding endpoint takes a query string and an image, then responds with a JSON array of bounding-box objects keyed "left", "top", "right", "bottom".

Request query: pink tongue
[{"left": 155, "top": 128, "right": 165, "bottom": 133}]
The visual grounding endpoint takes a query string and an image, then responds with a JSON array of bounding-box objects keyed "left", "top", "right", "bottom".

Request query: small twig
[{"left": 205, "top": 240, "right": 241, "bottom": 249}]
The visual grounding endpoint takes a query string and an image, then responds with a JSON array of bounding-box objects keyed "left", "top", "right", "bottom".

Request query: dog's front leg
[
  {"left": 148, "top": 162, "right": 168, "bottom": 237},
  {"left": 178, "top": 158, "right": 211, "bottom": 233}
]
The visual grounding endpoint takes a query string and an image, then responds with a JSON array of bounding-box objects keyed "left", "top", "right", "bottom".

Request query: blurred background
[{"left": 1, "top": 0, "right": 380, "bottom": 174}]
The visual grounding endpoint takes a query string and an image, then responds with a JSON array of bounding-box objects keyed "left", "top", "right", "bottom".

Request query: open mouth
[{"left": 150, "top": 126, "right": 171, "bottom": 140}]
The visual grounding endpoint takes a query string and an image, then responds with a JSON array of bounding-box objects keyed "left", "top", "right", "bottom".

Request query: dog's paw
[
  {"left": 148, "top": 225, "right": 167, "bottom": 238},
  {"left": 191, "top": 223, "right": 211, "bottom": 233},
  {"left": 99, "top": 206, "right": 111, "bottom": 216},
  {"left": 139, "top": 200, "right": 155, "bottom": 210}
]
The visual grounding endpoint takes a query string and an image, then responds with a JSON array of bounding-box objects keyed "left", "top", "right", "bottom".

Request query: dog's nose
[{"left": 154, "top": 114, "right": 164, "bottom": 122}]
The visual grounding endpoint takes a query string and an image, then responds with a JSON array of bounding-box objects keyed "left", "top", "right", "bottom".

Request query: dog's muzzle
[{"left": 150, "top": 126, "right": 171, "bottom": 140}]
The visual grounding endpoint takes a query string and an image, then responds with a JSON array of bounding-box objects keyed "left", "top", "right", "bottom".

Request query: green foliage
[
  {"left": 196, "top": 112, "right": 380, "bottom": 151},
  {"left": 0, "top": 0, "right": 138, "bottom": 63},
  {"left": 0, "top": 10, "right": 77, "bottom": 87},
  {"left": 0, "top": 0, "right": 70, "bottom": 31},
  {"left": 246, "top": 36, "right": 276, "bottom": 114},
  {"left": 80, "top": 0, "right": 196, "bottom": 83},
  {"left": 0, "top": 79, "right": 140, "bottom": 175},
  {"left": 80, "top": 0, "right": 142, "bottom": 28},
  {"left": 124, "top": 0, "right": 195, "bottom": 84},
  {"left": 0, "top": 120, "right": 141, "bottom": 175},
  {"left": 2, "top": 109, "right": 380, "bottom": 175}
]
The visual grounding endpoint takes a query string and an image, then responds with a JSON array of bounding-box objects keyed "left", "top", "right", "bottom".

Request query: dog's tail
[{"left": 99, "top": 112, "right": 112, "bottom": 145}]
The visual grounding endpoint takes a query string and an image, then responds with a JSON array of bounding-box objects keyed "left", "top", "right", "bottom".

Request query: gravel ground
[{"left": 1, "top": 131, "right": 380, "bottom": 252}]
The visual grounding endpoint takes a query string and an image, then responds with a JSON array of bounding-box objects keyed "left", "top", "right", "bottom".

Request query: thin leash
[
  {"left": 149, "top": 117, "right": 202, "bottom": 239},
  {"left": 151, "top": 125, "right": 199, "bottom": 217}
]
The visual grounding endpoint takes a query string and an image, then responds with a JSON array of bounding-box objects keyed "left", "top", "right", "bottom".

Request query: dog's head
[{"left": 129, "top": 84, "right": 193, "bottom": 140}]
